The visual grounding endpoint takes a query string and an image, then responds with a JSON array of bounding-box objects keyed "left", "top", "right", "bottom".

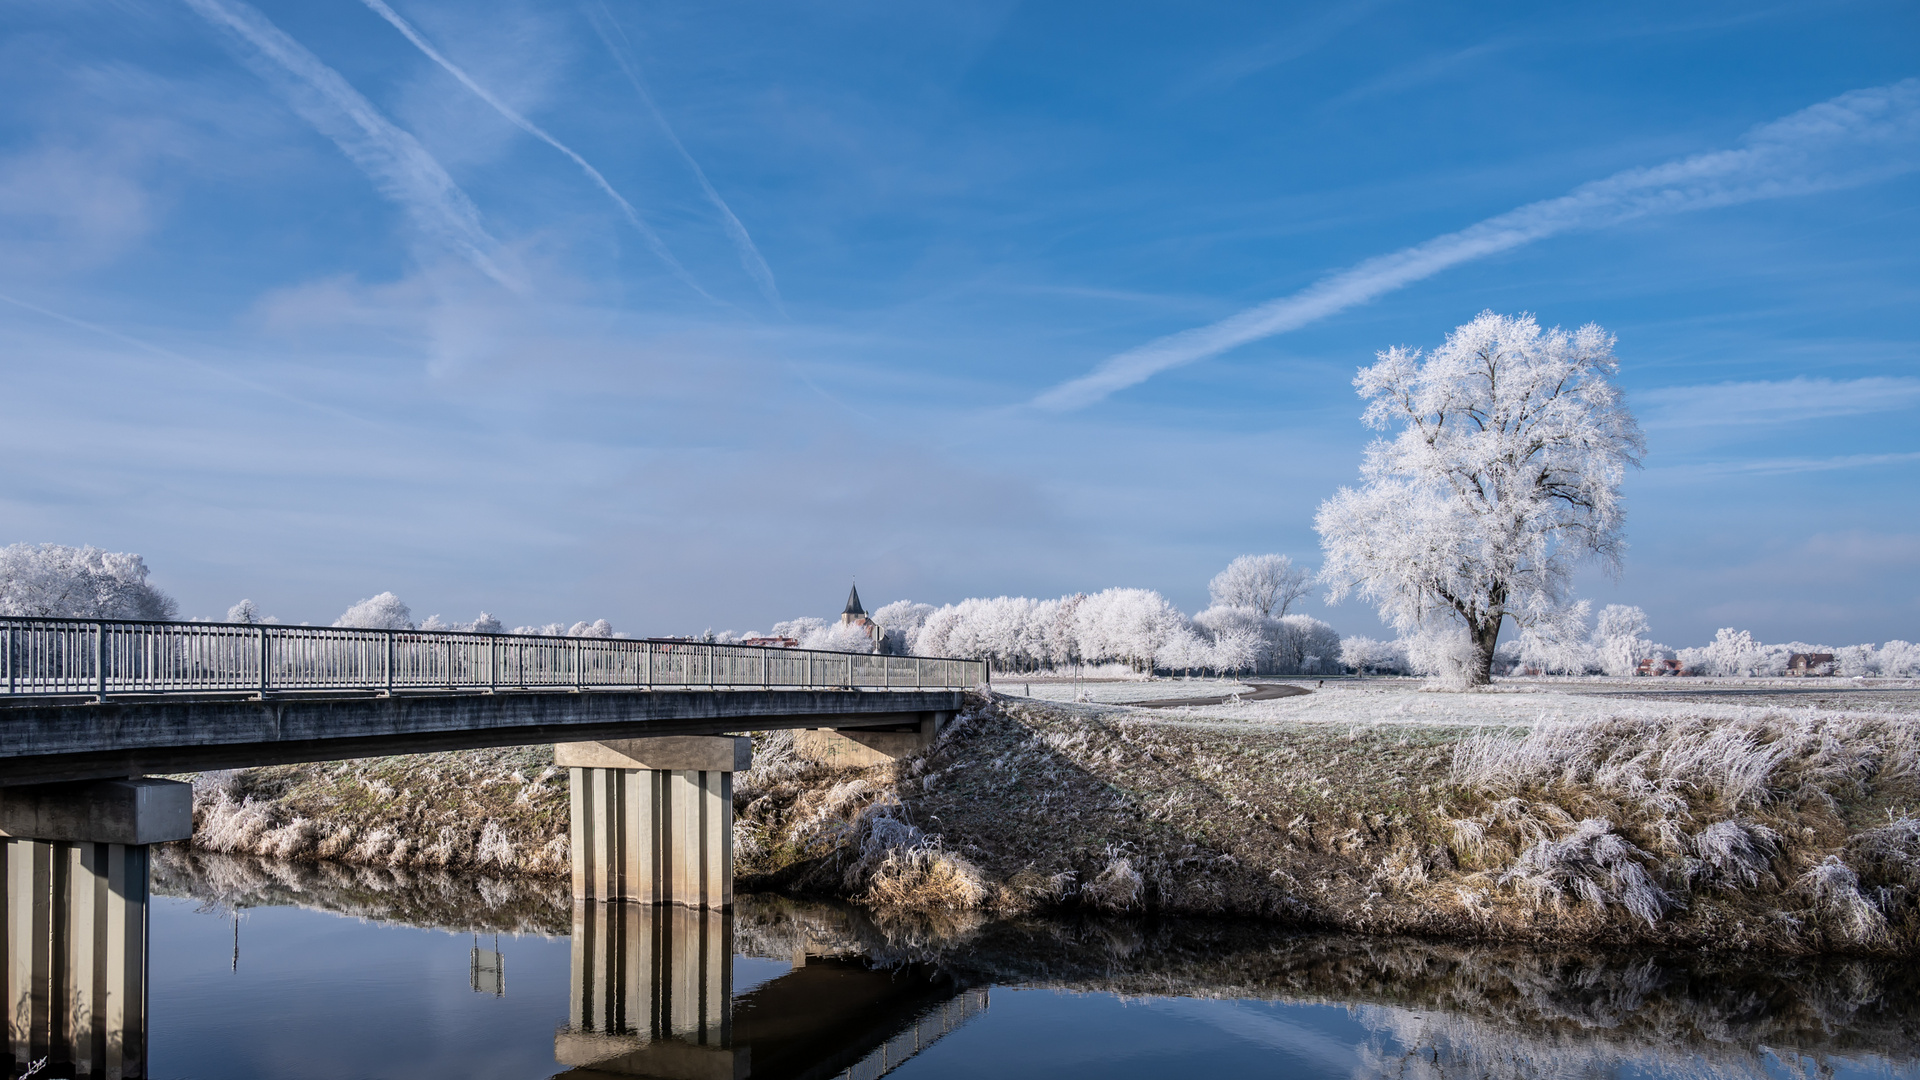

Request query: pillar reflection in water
[
  {"left": 556, "top": 898, "right": 991, "bottom": 1080},
  {"left": 556, "top": 900, "right": 741, "bottom": 1079},
  {"left": 2, "top": 839, "right": 148, "bottom": 1080}
]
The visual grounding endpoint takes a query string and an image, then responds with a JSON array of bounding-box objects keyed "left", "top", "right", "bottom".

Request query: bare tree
[
  {"left": 1316, "top": 312, "right": 1643, "bottom": 686},
  {"left": 1207, "top": 554, "right": 1312, "bottom": 619}
]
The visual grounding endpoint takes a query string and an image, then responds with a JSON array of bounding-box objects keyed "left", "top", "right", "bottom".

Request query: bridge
[
  {"left": 0, "top": 615, "right": 985, "bottom": 1066},
  {"left": 0, "top": 617, "right": 981, "bottom": 784}
]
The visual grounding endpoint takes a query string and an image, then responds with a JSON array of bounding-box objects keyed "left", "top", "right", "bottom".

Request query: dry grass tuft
[
  {"left": 844, "top": 796, "right": 988, "bottom": 911},
  {"left": 1688, "top": 819, "right": 1781, "bottom": 890},
  {"left": 1799, "top": 857, "right": 1888, "bottom": 943},
  {"left": 1083, "top": 857, "right": 1146, "bottom": 912},
  {"left": 1498, "top": 818, "right": 1673, "bottom": 927}
]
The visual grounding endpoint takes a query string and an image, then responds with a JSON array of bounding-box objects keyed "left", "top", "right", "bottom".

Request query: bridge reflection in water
[
  {"left": 558, "top": 901, "right": 986, "bottom": 1080},
  {"left": 2, "top": 848, "right": 988, "bottom": 1080},
  {"left": 2, "top": 839, "right": 148, "bottom": 1080}
]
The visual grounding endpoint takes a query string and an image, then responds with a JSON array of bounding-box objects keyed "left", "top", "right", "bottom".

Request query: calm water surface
[{"left": 141, "top": 854, "right": 1919, "bottom": 1080}]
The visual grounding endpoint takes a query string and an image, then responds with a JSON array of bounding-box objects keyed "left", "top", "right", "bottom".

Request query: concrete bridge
[
  {"left": 1, "top": 615, "right": 985, "bottom": 1076},
  {"left": 0, "top": 616, "right": 981, "bottom": 784}
]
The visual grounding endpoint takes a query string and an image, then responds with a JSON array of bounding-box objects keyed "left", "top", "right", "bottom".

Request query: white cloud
[
  {"left": 1654, "top": 450, "right": 1920, "bottom": 479},
  {"left": 1034, "top": 78, "right": 1920, "bottom": 411},
  {"left": 1803, "top": 530, "right": 1920, "bottom": 567},
  {"left": 1642, "top": 376, "right": 1920, "bottom": 428},
  {"left": 0, "top": 144, "right": 152, "bottom": 275}
]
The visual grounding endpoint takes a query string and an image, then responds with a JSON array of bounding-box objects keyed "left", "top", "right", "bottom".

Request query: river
[{"left": 98, "top": 851, "right": 1920, "bottom": 1078}]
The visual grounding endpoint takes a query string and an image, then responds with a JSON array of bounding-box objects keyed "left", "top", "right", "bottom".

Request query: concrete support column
[{"left": 560, "top": 737, "right": 750, "bottom": 909}]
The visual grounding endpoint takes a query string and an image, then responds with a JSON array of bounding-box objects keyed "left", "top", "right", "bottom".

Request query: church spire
[{"left": 843, "top": 583, "right": 866, "bottom": 617}]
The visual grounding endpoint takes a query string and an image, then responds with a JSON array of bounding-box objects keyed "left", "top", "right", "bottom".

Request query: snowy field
[
  {"left": 995, "top": 678, "right": 1253, "bottom": 704},
  {"left": 1039, "top": 676, "right": 1920, "bottom": 727}
]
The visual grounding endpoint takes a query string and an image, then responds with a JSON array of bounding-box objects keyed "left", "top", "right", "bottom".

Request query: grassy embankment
[{"left": 184, "top": 682, "right": 1920, "bottom": 953}]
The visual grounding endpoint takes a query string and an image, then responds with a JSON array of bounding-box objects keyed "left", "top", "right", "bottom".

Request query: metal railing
[{"left": 0, "top": 616, "right": 987, "bottom": 699}]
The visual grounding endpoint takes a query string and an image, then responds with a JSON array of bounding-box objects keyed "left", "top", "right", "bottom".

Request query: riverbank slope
[{"left": 181, "top": 680, "right": 1920, "bottom": 954}]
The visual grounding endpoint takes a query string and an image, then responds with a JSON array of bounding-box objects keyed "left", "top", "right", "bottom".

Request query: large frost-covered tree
[
  {"left": 335, "top": 592, "right": 414, "bottom": 630},
  {"left": 0, "top": 543, "right": 178, "bottom": 620},
  {"left": 870, "top": 600, "right": 934, "bottom": 655},
  {"left": 1316, "top": 312, "right": 1644, "bottom": 686},
  {"left": 1591, "top": 604, "right": 1652, "bottom": 677},
  {"left": 1208, "top": 554, "right": 1312, "bottom": 619}
]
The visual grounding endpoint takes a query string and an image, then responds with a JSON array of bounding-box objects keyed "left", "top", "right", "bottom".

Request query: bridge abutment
[
  {"left": 792, "top": 710, "right": 953, "bottom": 767},
  {"left": 560, "top": 737, "right": 749, "bottom": 910}
]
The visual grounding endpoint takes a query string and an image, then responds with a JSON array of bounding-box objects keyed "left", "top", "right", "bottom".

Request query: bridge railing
[{"left": 0, "top": 617, "right": 987, "bottom": 698}]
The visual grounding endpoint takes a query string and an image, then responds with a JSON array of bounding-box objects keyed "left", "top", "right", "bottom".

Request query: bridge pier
[
  {"left": 0, "top": 778, "right": 188, "bottom": 1080},
  {"left": 560, "top": 737, "right": 750, "bottom": 909}
]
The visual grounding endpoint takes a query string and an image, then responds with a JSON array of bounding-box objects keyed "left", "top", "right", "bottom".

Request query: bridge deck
[
  {"left": 0, "top": 617, "right": 983, "bottom": 785},
  {"left": 0, "top": 686, "right": 968, "bottom": 784}
]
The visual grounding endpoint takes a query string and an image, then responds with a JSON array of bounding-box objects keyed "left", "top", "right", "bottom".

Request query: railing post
[
  {"left": 572, "top": 638, "right": 582, "bottom": 690},
  {"left": 95, "top": 620, "right": 108, "bottom": 698},
  {"left": 5, "top": 623, "right": 13, "bottom": 695},
  {"left": 847, "top": 652, "right": 854, "bottom": 690},
  {"left": 385, "top": 631, "right": 395, "bottom": 694},
  {"left": 644, "top": 642, "right": 653, "bottom": 688},
  {"left": 258, "top": 626, "right": 270, "bottom": 695},
  {"left": 489, "top": 636, "right": 498, "bottom": 690},
  {"left": 761, "top": 647, "right": 769, "bottom": 689},
  {"left": 706, "top": 646, "right": 713, "bottom": 689}
]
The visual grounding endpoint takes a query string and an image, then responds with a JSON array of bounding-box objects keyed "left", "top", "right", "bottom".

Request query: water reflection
[
  {"left": 558, "top": 901, "right": 987, "bottom": 1079},
  {"left": 3, "top": 840, "right": 148, "bottom": 1080},
  {"left": 560, "top": 903, "right": 736, "bottom": 1076},
  {"left": 127, "top": 851, "right": 1920, "bottom": 1078}
]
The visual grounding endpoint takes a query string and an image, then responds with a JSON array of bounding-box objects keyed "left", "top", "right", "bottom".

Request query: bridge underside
[{"left": 0, "top": 689, "right": 965, "bottom": 785}]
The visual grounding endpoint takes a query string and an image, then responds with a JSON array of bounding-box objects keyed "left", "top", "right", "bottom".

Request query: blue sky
[{"left": 1, "top": 0, "right": 1915, "bottom": 645}]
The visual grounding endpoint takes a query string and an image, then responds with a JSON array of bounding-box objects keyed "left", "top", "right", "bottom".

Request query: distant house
[
  {"left": 840, "top": 584, "right": 886, "bottom": 649},
  {"left": 1787, "top": 652, "right": 1836, "bottom": 677},
  {"left": 740, "top": 635, "right": 799, "bottom": 649},
  {"left": 1636, "top": 658, "right": 1685, "bottom": 677}
]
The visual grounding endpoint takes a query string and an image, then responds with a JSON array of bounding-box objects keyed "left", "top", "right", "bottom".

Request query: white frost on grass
[
  {"left": 1005, "top": 679, "right": 1254, "bottom": 705},
  {"left": 1147, "top": 678, "right": 1920, "bottom": 729}
]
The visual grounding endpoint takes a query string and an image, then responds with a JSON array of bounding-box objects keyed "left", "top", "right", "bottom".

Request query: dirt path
[{"left": 1130, "top": 681, "right": 1311, "bottom": 709}]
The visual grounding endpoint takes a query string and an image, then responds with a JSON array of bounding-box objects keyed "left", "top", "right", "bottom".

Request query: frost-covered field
[
  {"left": 1128, "top": 676, "right": 1920, "bottom": 727},
  {"left": 996, "top": 678, "right": 1253, "bottom": 704}
]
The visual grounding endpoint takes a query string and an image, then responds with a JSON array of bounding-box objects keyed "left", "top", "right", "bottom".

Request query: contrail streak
[
  {"left": 1034, "top": 78, "right": 1920, "bottom": 411},
  {"left": 357, "top": 0, "right": 712, "bottom": 301},
  {"left": 587, "top": 2, "right": 784, "bottom": 312},
  {"left": 181, "top": 0, "right": 521, "bottom": 292}
]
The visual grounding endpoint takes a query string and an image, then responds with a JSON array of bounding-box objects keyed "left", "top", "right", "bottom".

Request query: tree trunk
[{"left": 1467, "top": 616, "right": 1501, "bottom": 686}]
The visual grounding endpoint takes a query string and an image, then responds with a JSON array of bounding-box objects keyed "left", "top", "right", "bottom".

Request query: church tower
[
  {"left": 840, "top": 583, "right": 867, "bottom": 626},
  {"left": 839, "top": 583, "right": 886, "bottom": 649}
]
